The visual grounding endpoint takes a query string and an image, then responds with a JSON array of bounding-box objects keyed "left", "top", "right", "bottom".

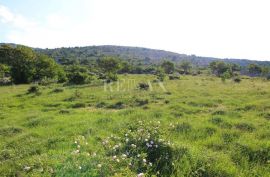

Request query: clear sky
[{"left": 0, "top": 0, "right": 269, "bottom": 60}]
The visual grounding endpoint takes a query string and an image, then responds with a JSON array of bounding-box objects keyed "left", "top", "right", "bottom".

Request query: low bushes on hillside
[
  {"left": 138, "top": 82, "right": 150, "bottom": 90},
  {"left": 27, "top": 85, "right": 40, "bottom": 94}
]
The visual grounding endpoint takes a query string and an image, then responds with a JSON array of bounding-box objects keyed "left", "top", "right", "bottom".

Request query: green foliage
[
  {"left": 221, "top": 71, "right": 232, "bottom": 82},
  {"left": 97, "top": 56, "right": 121, "bottom": 81},
  {"left": 161, "top": 60, "right": 175, "bottom": 74},
  {"left": 0, "top": 64, "right": 10, "bottom": 78},
  {"left": 233, "top": 77, "right": 242, "bottom": 83},
  {"left": 155, "top": 68, "right": 166, "bottom": 81},
  {"left": 180, "top": 61, "right": 192, "bottom": 74},
  {"left": 100, "top": 120, "right": 175, "bottom": 176},
  {"left": 27, "top": 85, "right": 40, "bottom": 94},
  {"left": 138, "top": 82, "right": 150, "bottom": 90},
  {"left": 169, "top": 74, "right": 180, "bottom": 80},
  {"left": 0, "top": 45, "right": 64, "bottom": 84},
  {"left": 65, "top": 65, "right": 92, "bottom": 85},
  {"left": 248, "top": 64, "right": 262, "bottom": 76}
]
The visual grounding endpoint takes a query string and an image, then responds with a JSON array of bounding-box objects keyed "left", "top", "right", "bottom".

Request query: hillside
[
  {"left": 35, "top": 45, "right": 270, "bottom": 67},
  {"left": 1, "top": 43, "right": 269, "bottom": 66}
]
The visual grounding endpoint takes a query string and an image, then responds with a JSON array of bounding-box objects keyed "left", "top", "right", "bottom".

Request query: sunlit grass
[{"left": 0, "top": 75, "right": 269, "bottom": 176}]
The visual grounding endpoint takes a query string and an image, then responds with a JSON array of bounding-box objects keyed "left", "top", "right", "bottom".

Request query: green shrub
[
  {"left": 27, "top": 85, "right": 40, "bottom": 94},
  {"left": 101, "top": 120, "right": 175, "bottom": 176},
  {"left": 107, "top": 101, "right": 125, "bottom": 109},
  {"left": 138, "top": 82, "right": 150, "bottom": 90},
  {"left": 169, "top": 75, "right": 180, "bottom": 80},
  {"left": 72, "top": 102, "right": 86, "bottom": 108},
  {"left": 233, "top": 77, "right": 241, "bottom": 83},
  {"left": 135, "top": 99, "right": 149, "bottom": 106}
]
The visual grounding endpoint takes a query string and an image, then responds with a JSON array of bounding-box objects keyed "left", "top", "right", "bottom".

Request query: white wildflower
[
  {"left": 23, "top": 166, "right": 31, "bottom": 171},
  {"left": 122, "top": 154, "right": 127, "bottom": 158},
  {"left": 131, "top": 143, "right": 137, "bottom": 148},
  {"left": 137, "top": 173, "right": 144, "bottom": 177},
  {"left": 97, "top": 164, "right": 102, "bottom": 168}
]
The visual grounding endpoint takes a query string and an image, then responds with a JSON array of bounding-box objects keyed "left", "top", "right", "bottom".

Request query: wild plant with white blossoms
[{"left": 101, "top": 120, "right": 175, "bottom": 176}]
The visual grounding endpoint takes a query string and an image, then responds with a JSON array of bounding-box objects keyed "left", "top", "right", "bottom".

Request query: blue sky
[{"left": 0, "top": 0, "right": 270, "bottom": 60}]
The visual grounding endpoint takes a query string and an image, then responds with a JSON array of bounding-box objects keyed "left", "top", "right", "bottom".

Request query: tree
[
  {"left": 97, "top": 56, "right": 121, "bottom": 81},
  {"left": 34, "top": 54, "right": 60, "bottom": 81},
  {"left": 0, "top": 64, "right": 10, "bottom": 79},
  {"left": 180, "top": 61, "right": 192, "bottom": 74},
  {"left": 0, "top": 45, "right": 66, "bottom": 84},
  {"left": 209, "top": 61, "right": 229, "bottom": 77},
  {"left": 6, "top": 46, "right": 36, "bottom": 84},
  {"left": 118, "top": 61, "right": 132, "bottom": 74},
  {"left": 65, "top": 65, "right": 92, "bottom": 85},
  {"left": 155, "top": 68, "right": 166, "bottom": 81},
  {"left": 248, "top": 64, "right": 262, "bottom": 76},
  {"left": 161, "top": 61, "right": 175, "bottom": 74}
]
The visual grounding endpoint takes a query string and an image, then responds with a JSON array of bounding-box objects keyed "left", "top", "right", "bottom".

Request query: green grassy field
[{"left": 0, "top": 75, "right": 270, "bottom": 176}]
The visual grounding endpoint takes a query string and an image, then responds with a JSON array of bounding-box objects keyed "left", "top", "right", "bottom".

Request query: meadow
[{"left": 0, "top": 75, "right": 269, "bottom": 176}]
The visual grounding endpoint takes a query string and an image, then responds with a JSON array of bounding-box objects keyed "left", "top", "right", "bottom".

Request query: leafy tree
[
  {"left": 0, "top": 64, "right": 10, "bottom": 78},
  {"left": 221, "top": 71, "right": 231, "bottom": 82},
  {"left": 65, "top": 65, "right": 92, "bottom": 85},
  {"left": 161, "top": 61, "right": 175, "bottom": 74},
  {"left": 6, "top": 46, "right": 36, "bottom": 84},
  {"left": 209, "top": 61, "right": 230, "bottom": 77},
  {"left": 118, "top": 61, "right": 132, "bottom": 74},
  {"left": 180, "top": 61, "right": 192, "bottom": 74},
  {"left": 156, "top": 68, "right": 166, "bottom": 81},
  {"left": 97, "top": 56, "right": 121, "bottom": 81},
  {"left": 0, "top": 45, "right": 66, "bottom": 84},
  {"left": 248, "top": 64, "right": 262, "bottom": 76},
  {"left": 34, "top": 54, "right": 60, "bottom": 81}
]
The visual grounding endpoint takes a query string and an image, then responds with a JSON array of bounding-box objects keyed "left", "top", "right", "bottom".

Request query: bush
[
  {"left": 138, "top": 82, "right": 149, "bottom": 90},
  {"left": 0, "top": 77, "right": 12, "bottom": 85},
  {"left": 107, "top": 101, "right": 125, "bottom": 109},
  {"left": 169, "top": 75, "right": 180, "bottom": 80},
  {"left": 27, "top": 85, "right": 40, "bottom": 94},
  {"left": 72, "top": 103, "right": 86, "bottom": 108},
  {"left": 135, "top": 99, "right": 149, "bottom": 106},
  {"left": 233, "top": 77, "right": 241, "bottom": 83},
  {"left": 266, "top": 75, "right": 270, "bottom": 80},
  {"left": 101, "top": 120, "right": 175, "bottom": 176}
]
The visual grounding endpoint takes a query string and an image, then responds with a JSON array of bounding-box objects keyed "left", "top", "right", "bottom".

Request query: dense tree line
[
  {"left": 1, "top": 44, "right": 270, "bottom": 86},
  {"left": 0, "top": 45, "right": 65, "bottom": 84}
]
